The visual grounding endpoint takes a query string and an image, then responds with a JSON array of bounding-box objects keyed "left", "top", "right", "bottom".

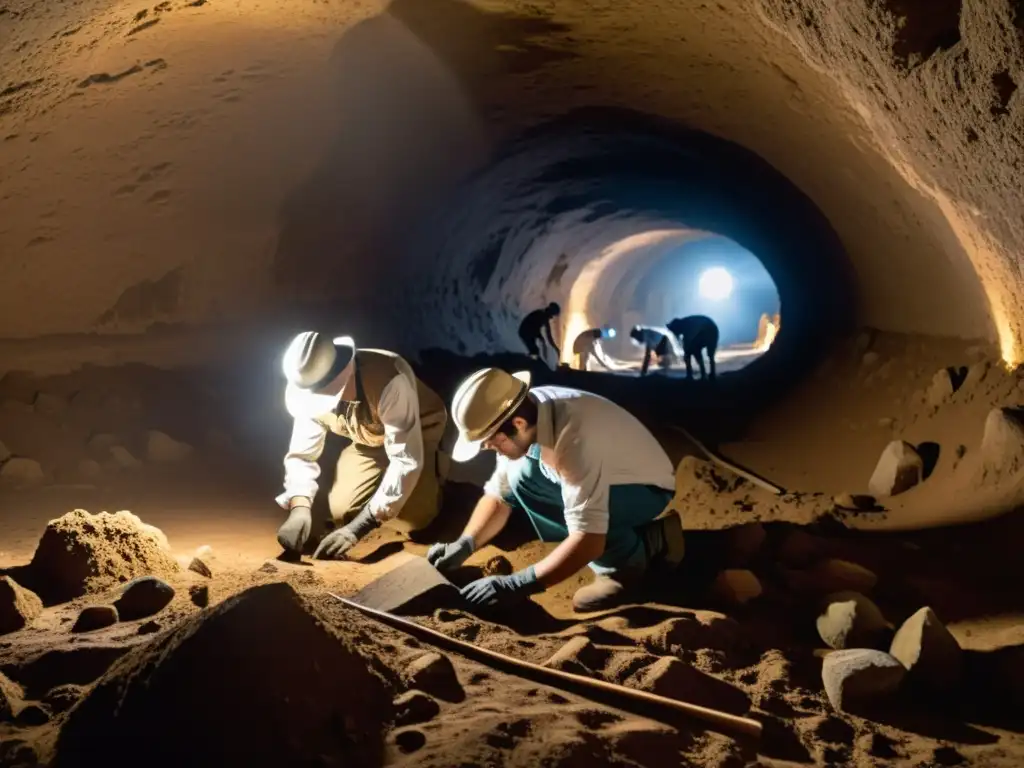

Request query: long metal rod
[
  {"left": 327, "top": 592, "right": 763, "bottom": 741},
  {"left": 668, "top": 425, "right": 785, "bottom": 496}
]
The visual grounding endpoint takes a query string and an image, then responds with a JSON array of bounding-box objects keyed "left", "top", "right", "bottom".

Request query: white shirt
[
  {"left": 482, "top": 386, "right": 675, "bottom": 535},
  {"left": 275, "top": 359, "right": 424, "bottom": 521}
]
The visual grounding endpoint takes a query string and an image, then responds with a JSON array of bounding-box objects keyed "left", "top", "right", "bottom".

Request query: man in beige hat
[
  {"left": 275, "top": 331, "right": 448, "bottom": 559},
  {"left": 426, "top": 367, "right": 684, "bottom": 612}
]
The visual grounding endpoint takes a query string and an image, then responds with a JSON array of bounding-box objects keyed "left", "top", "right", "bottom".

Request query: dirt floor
[{"left": 2, "top": 330, "right": 1024, "bottom": 766}]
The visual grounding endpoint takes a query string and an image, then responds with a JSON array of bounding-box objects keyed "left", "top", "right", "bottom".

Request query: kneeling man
[
  {"left": 427, "top": 368, "right": 683, "bottom": 612},
  {"left": 275, "top": 331, "right": 447, "bottom": 559}
]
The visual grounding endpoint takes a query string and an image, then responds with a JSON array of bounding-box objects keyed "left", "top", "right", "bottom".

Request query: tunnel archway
[{"left": 408, "top": 106, "right": 856, "bottom": 393}]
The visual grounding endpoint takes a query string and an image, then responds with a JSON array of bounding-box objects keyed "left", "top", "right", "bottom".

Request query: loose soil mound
[
  {"left": 26, "top": 509, "right": 179, "bottom": 602},
  {"left": 52, "top": 582, "right": 393, "bottom": 768}
]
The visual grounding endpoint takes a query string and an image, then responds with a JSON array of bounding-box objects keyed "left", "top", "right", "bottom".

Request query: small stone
[
  {"left": 33, "top": 391, "right": 67, "bottom": 417},
  {"left": 72, "top": 605, "right": 119, "bottom": 633},
  {"left": 188, "top": 557, "right": 213, "bottom": 578},
  {"left": 482, "top": 555, "right": 513, "bottom": 577},
  {"left": 257, "top": 561, "right": 279, "bottom": 574},
  {"left": 710, "top": 570, "right": 763, "bottom": 605},
  {"left": 113, "top": 576, "right": 175, "bottom": 621},
  {"left": 404, "top": 652, "right": 464, "bottom": 703},
  {"left": 821, "top": 649, "right": 905, "bottom": 712},
  {"left": 189, "top": 584, "right": 209, "bottom": 608},
  {"left": 816, "top": 592, "right": 891, "bottom": 650},
  {"left": 0, "top": 457, "right": 45, "bottom": 488},
  {"left": 0, "top": 576, "right": 43, "bottom": 635},
  {"left": 868, "top": 441, "right": 923, "bottom": 497},
  {"left": 146, "top": 430, "right": 194, "bottom": 463},
  {"left": 393, "top": 690, "right": 441, "bottom": 727},
  {"left": 726, "top": 522, "right": 766, "bottom": 564},
  {"left": 109, "top": 445, "right": 142, "bottom": 470},
  {"left": 42, "top": 684, "right": 85, "bottom": 714},
  {"left": 15, "top": 702, "right": 51, "bottom": 726},
  {"left": 889, "top": 606, "right": 963, "bottom": 691},
  {"left": 541, "top": 636, "right": 603, "bottom": 674}
]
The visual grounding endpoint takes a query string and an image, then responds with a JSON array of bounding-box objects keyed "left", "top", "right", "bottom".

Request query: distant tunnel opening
[{"left": 410, "top": 106, "right": 856, "bottom": 401}]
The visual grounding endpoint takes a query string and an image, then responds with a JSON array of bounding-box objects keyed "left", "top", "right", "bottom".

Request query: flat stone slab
[{"left": 351, "top": 555, "right": 459, "bottom": 616}]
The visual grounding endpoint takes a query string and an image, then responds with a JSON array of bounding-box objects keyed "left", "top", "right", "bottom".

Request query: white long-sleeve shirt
[
  {"left": 275, "top": 368, "right": 424, "bottom": 521},
  {"left": 482, "top": 386, "right": 674, "bottom": 535}
]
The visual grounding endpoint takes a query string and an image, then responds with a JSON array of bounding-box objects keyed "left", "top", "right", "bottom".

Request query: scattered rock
[
  {"left": 34, "top": 391, "right": 67, "bottom": 417},
  {"left": 146, "top": 430, "right": 194, "bottom": 463},
  {"left": 257, "top": 561, "right": 279, "bottom": 574},
  {"left": 482, "top": 554, "right": 513, "bottom": 577},
  {"left": 0, "top": 457, "right": 45, "bottom": 488},
  {"left": 0, "top": 576, "right": 43, "bottom": 634},
  {"left": 832, "top": 492, "right": 878, "bottom": 512},
  {"left": 821, "top": 649, "right": 905, "bottom": 712},
  {"left": 72, "top": 605, "right": 119, "bottom": 633},
  {"left": 541, "top": 636, "right": 604, "bottom": 674},
  {"left": 726, "top": 522, "right": 766, "bottom": 564},
  {"left": 404, "top": 652, "right": 464, "bottom": 703},
  {"left": 42, "top": 684, "right": 86, "bottom": 714},
  {"left": 109, "top": 445, "right": 142, "bottom": 470},
  {"left": 15, "top": 702, "right": 51, "bottom": 726},
  {"left": 113, "top": 576, "right": 175, "bottom": 621},
  {"left": 393, "top": 690, "right": 441, "bottom": 727},
  {"left": 791, "top": 559, "right": 878, "bottom": 595},
  {"left": 868, "top": 440, "right": 923, "bottom": 497},
  {"left": 189, "top": 584, "right": 209, "bottom": 608},
  {"left": 889, "top": 607, "right": 963, "bottom": 691},
  {"left": 979, "top": 408, "right": 1024, "bottom": 484},
  {"left": 710, "top": 570, "right": 763, "bottom": 605},
  {"left": 629, "top": 656, "right": 750, "bottom": 715},
  {"left": 188, "top": 557, "right": 213, "bottom": 578},
  {"left": 27, "top": 510, "right": 179, "bottom": 601},
  {"left": 53, "top": 582, "right": 393, "bottom": 768},
  {"left": 0, "top": 670, "right": 24, "bottom": 721},
  {"left": 777, "top": 528, "right": 821, "bottom": 567},
  {"left": 816, "top": 592, "right": 891, "bottom": 650}
]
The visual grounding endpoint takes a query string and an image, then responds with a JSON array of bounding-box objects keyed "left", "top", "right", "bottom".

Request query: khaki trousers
[{"left": 326, "top": 410, "right": 448, "bottom": 535}]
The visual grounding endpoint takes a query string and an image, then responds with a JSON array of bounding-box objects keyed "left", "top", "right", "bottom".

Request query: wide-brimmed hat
[
  {"left": 281, "top": 331, "right": 355, "bottom": 418},
  {"left": 451, "top": 367, "right": 532, "bottom": 462}
]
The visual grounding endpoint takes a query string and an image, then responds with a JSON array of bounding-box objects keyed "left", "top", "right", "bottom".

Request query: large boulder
[
  {"left": 868, "top": 441, "right": 923, "bottom": 498},
  {"left": 0, "top": 576, "right": 43, "bottom": 635},
  {"left": 27, "top": 510, "right": 179, "bottom": 602},
  {"left": 52, "top": 583, "right": 392, "bottom": 768},
  {"left": 822, "top": 649, "right": 905, "bottom": 713}
]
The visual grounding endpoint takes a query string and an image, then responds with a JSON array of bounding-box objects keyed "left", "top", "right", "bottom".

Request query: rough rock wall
[{"left": 0, "top": 0, "right": 1018, "bottom": 358}]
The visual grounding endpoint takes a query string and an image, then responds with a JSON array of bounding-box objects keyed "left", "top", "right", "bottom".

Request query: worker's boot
[
  {"left": 642, "top": 512, "right": 686, "bottom": 570},
  {"left": 572, "top": 575, "right": 637, "bottom": 613}
]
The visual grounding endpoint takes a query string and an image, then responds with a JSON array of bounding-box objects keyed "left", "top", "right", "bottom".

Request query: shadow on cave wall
[{"left": 270, "top": 0, "right": 577, "bottom": 346}]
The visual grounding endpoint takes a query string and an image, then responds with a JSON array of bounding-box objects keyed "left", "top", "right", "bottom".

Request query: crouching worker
[
  {"left": 426, "top": 368, "right": 684, "bottom": 612},
  {"left": 275, "top": 332, "right": 448, "bottom": 559}
]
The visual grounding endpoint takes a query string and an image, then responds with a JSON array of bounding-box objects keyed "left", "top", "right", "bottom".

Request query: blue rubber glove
[
  {"left": 426, "top": 535, "right": 475, "bottom": 573},
  {"left": 313, "top": 507, "right": 380, "bottom": 560},
  {"left": 460, "top": 566, "right": 542, "bottom": 608}
]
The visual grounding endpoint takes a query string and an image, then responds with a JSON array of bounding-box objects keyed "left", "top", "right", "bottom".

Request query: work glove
[
  {"left": 277, "top": 505, "right": 312, "bottom": 554},
  {"left": 426, "top": 535, "right": 475, "bottom": 573},
  {"left": 313, "top": 506, "right": 380, "bottom": 560},
  {"left": 460, "top": 566, "right": 542, "bottom": 608}
]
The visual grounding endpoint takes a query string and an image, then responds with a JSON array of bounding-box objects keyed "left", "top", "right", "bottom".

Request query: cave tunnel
[{"left": 4, "top": 0, "right": 1024, "bottom": 760}]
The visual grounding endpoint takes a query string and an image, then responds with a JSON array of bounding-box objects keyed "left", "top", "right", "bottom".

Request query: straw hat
[
  {"left": 451, "top": 367, "right": 532, "bottom": 462},
  {"left": 281, "top": 331, "right": 355, "bottom": 418}
]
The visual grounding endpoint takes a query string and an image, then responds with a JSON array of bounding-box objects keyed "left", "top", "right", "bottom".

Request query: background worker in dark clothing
[
  {"left": 629, "top": 325, "right": 671, "bottom": 376},
  {"left": 666, "top": 315, "right": 719, "bottom": 380},
  {"left": 518, "top": 302, "right": 561, "bottom": 366}
]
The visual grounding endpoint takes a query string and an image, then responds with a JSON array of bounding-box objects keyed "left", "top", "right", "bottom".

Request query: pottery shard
[
  {"left": 816, "top": 592, "right": 890, "bottom": 650},
  {"left": 72, "top": 605, "right": 119, "bottom": 633},
  {"left": 711, "top": 570, "right": 763, "bottom": 605},
  {"left": 889, "top": 607, "right": 963, "bottom": 691},
  {"left": 868, "top": 441, "right": 923, "bottom": 498},
  {"left": 0, "top": 457, "right": 45, "bottom": 488},
  {"left": 404, "top": 652, "right": 464, "bottom": 703},
  {"left": 821, "top": 649, "right": 905, "bottom": 712},
  {"left": 0, "top": 576, "right": 43, "bottom": 635},
  {"left": 114, "top": 576, "right": 175, "bottom": 621},
  {"left": 146, "top": 430, "right": 194, "bottom": 463}
]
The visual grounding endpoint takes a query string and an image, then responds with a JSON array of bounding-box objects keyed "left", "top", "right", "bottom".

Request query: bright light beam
[{"left": 698, "top": 267, "right": 734, "bottom": 300}]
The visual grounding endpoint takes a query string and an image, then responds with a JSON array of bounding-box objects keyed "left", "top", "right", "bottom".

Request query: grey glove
[
  {"left": 426, "top": 534, "right": 475, "bottom": 573},
  {"left": 313, "top": 507, "right": 380, "bottom": 560},
  {"left": 277, "top": 506, "right": 312, "bottom": 554}
]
